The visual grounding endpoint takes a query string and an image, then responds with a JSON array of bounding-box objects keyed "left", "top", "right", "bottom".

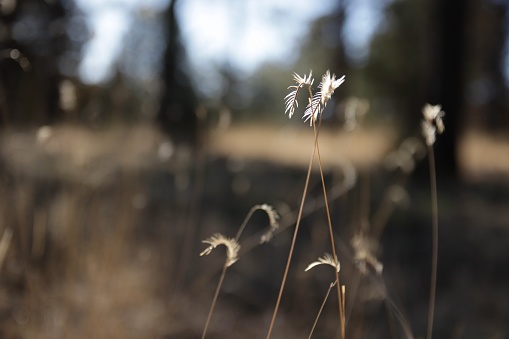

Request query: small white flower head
[
  {"left": 320, "top": 70, "right": 345, "bottom": 106},
  {"left": 421, "top": 104, "right": 445, "bottom": 146},
  {"left": 200, "top": 233, "right": 240, "bottom": 267},
  {"left": 305, "top": 253, "right": 340, "bottom": 273},
  {"left": 256, "top": 204, "right": 280, "bottom": 244}
]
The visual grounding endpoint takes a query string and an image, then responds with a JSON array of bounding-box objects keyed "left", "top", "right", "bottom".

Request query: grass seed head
[
  {"left": 305, "top": 253, "right": 340, "bottom": 273},
  {"left": 256, "top": 204, "right": 280, "bottom": 244},
  {"left": 421, "top": 104, "right": 445, "bottom": 146},
  {"left": 200, "top": 233, "right": 240, "bottom": 267}
]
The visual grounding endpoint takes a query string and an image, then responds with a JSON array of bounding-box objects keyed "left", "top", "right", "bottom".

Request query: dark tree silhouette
[
  {"left": 158, "top": 0, "right": 198, "bottom": 145},
  {"left": 476, "top": 2, "right": 509, "bottom": 131},
  {"left": 0, "top": 0, "right": 72, "bottom": 126},
  {"left": 427, "top": 0, "right": 469, "bottom": 178}
]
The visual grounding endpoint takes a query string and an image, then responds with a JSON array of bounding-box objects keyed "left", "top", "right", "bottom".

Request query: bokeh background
[{"left": 0, "top": 0, "right": 508, "bottom": 338}]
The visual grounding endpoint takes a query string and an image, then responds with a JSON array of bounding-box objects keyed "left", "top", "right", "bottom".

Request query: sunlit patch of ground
[
  {"left": 209, "top": 123, "right": 398, "bottom": 170},
  {"left": 2, "top": 123, "right": 508, "bottom": 180},
  {"left": 210, "top": 123, "right": 509, "bottom": 179},
  {"left": 459, "top": 130, "right": 509, "bottom": 180}
]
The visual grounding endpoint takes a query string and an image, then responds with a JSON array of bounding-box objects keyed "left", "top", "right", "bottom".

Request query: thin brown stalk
[
  {"left": 313, "top": 120, "right": 345, "bottom": 338},
  {"left": 426, "top": 145, "right": 438, "bottom": 339},
  {"left": 235, "top": 204, "right": 278, "bottom": 243},
  {"left": 265, "top": 128, "right": 318, "bottom": 339},
  {"left": 308, "top": 281, "right": 337, "bottom": 339},
  {"left": 201, "top": 263, "right": 228, "bottom": 339},
  {"left": 341, "top": 285, "right": 346, "bottom": 333},
  {"left": 235, "top": 207, "right": 257, "bottom": 241}
]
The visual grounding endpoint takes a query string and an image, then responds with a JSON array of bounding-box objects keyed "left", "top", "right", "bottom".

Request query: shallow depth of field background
[{"left": 0, "top": 0, "right": 508, "bottom": 338}]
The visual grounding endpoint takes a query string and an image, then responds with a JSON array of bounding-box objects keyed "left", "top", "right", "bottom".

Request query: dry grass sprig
[
  {"left": 235, "top": 204, "right": 280, "bottom": 244},
  {"left": 305, "top": 253, "right": 340, "bottom": 339},
  {"left": 421, "top": 104, "right": 445, "bottom": 146},
  {"left": 285, "top": 71, "right": 314, "bottom": 119},
  {"left": 421, "top": 103, "right": 444, "bottom": 339},
  {"left": 303, "top": 92, "right": 322, "bottom": 125},
  {"left": 257, "top": 204, "right": 280, "bottom": 244},
  {"left": 199, "top": 233, "right": 240, "bottom": 339},
  {"left": 313, "top": 118, "right": 346, "bottom": 338},
  {"left": 266, "top": 138, "right": 317, "bottom": 339},
  {"left": 200, "top": 233, "right": 240, "bottom": 267},
  {"left": 305, "top": 253, "right": 340, "bottom": 272},
  {"left": 200, "top": 202, "right": 279, "bottom": 339},
  {"left": 303, "top": 71, "right": 345, "bottom": 125},
  {"left": 266, "top": 70, "right": 345, "bottom": 339}
]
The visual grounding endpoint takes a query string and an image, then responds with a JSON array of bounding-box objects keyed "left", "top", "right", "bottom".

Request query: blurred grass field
[{"left": 0, "top": 123, "right": 507, "bottom": 338}]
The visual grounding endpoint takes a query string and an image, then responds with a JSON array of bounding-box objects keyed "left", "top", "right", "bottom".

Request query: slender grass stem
[
  {"left": 308, "top": 281, "right": 337, "bottom": 339},
  {"left": 426, "top": 145, "right": 438, "bottom": 339},
  {"left": 201, "top": 263, "right": 228, "bottom": 339},
  {"left": 313, "top": 121, "right": 345, "bottom": 338},
  {"left": 265, "top": 127, "right": 318, "bottom": 339},
  {"left": 235, "top": 207, "right": 257, "bottom": 242}
]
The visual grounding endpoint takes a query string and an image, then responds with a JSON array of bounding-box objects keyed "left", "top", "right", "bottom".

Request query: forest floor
[{"left": 0, "top": 123, "right": 508, "bottom": 338}]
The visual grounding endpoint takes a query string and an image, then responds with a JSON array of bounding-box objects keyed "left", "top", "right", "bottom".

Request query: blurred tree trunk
[
  {"left": 427, "top": 0, "right": 469, "bottom": 179},
  {"left": 158, "top": 0, "right": 198, "bottom": 145},
  {"left": 0, "top": 0, "right": 67, "bottom": 126},
  {"left": 332, "top": 0, "right": 346, "bottom": 78}
]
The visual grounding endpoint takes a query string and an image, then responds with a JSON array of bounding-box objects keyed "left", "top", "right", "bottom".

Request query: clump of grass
[
  {"left": 421, "top": 103, "right": 445, "bottom": 339},
  {"left": 266, "top": 70, "right": 345, "bottom": 339},
  {"left": 199, "top": 233, "right": 240, "bottom": 339},
  {"left": 196, "top": 73, "right": 446, "bottom": 339}
]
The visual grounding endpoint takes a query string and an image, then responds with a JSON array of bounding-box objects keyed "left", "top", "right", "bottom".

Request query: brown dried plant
[
  {"left": 266, "top": 70, "right": 345, "bottom": 339},
  {"left": 199, "top": 203, "right": 279, "bottom": 339}
]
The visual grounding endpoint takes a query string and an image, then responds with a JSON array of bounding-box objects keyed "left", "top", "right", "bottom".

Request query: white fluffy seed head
[{"left": 421, "top": 104, "right": 445, "bottom": 146}]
